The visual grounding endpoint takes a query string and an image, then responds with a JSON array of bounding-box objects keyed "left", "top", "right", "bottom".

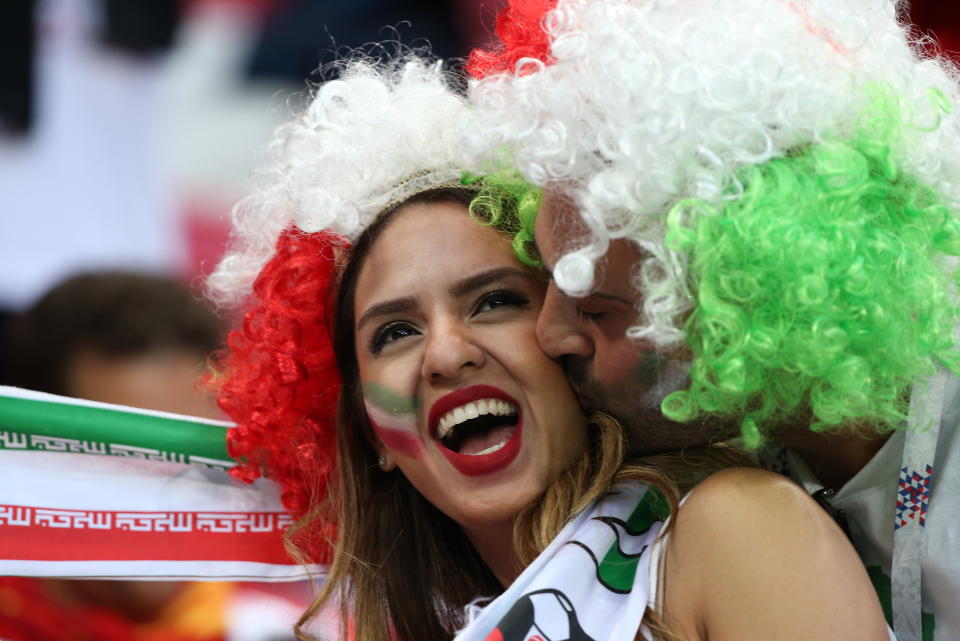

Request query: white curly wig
[
  {"left": 207, "top": 58, "right": 473, "bottom": 308},
  {"left": 466, "top": 0, "right": 960, "bottom": 345}
]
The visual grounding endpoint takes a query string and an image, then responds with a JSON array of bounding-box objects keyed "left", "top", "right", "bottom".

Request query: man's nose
[
  {"left": 536, "top": 282, "right": 594, "bottom": 360},
  {"left": 421, "top": 319, "right": 485, "bottom": 382}
]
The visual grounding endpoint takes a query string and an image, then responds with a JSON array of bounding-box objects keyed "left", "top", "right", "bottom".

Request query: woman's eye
[
  {"left": 370, "top": 322, "right": 418, "bottom": 353},
  {"left": 475, "top": 290, "right": 529, "bottom": 314}
]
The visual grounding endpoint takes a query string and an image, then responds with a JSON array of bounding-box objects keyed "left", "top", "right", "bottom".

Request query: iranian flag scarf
[
  {"left": 453, "top": 485, "right": 667, "bottom": 641},
  {"left": 0, "top": 386, "right": 323, "bottom": 581}
]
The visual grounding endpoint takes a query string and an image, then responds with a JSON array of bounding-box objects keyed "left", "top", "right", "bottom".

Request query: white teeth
[{"left": 436, "top": 398, "right": 519, "bottom": 440}]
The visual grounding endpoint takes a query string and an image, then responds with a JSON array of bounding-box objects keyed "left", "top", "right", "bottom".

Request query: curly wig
[
  {"left": 206, "top": 59, "right": 475, "bottom": 561},
  {"left": 466, "top": 0, "right": 960, "bottom": 443},
  {"left": 206, "top": 57, "right": 544, "bottom": 563}
]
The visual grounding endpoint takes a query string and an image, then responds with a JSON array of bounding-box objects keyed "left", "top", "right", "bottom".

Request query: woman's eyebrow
[
  {"left": 357, "top": 295, "right": 418, "bottom": 330},
  {"left": 357, "top": 267, "right": 534, "bottom": 329},
  {"left": 450, "top": 267, "right": 537, "bottom": 297}
]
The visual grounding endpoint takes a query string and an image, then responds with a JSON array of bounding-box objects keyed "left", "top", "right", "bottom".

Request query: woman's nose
[{"left": 421, "top": 319, "right": 485, "bottom": 382}]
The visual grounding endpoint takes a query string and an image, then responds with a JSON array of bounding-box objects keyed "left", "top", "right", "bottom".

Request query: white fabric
[
  {"left": 0, "top": 450, "right": 321, "bottom": 580},
  {"left": 774, "top": 372, "right": 960, "bottom": 641},
  {"left": 454, "top": 484, "right": 663, "bottom": 641},
  {"left": 892, "top": 369, "right": 945, "bottom": 638}
]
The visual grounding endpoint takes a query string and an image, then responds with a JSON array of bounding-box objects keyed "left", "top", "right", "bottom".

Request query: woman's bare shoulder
[
  {"left": 661, "top": 467, "right": 889, "bottom": 641},
  {"left": 677, "top": 466, "right": 823, "bottom": 525}
]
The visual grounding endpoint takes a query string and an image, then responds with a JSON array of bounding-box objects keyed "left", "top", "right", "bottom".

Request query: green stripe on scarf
[
  {"left": 597, "top": 488, "right": 670, "bottom": 593},
  {"left": 0, "top": 390, "right": 232, "bottom": 467}
]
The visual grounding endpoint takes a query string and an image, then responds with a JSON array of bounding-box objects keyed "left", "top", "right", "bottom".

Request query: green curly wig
[
  {"left": 662, "top": 89, "right": 960, "bottom": 448},
  {"left": 463, "top": 170, "right": 542, "bottom": 266}
]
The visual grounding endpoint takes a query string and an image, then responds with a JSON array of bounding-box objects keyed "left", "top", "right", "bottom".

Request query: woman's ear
[{"left": 377, "top": 450, "right": 397, "bottom": 472}]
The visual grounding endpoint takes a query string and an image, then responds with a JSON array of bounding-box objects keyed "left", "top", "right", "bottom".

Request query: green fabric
[
  {"left": 0, "top": 392, "right": 232, "bottom": 468},
  {"left": 596, "top": 488, "right": 670, "bottom": 593}
]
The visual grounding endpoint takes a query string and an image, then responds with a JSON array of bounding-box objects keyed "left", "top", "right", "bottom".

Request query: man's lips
[{"left": 427, "top": 384, "right": 519, "bottom": 438}]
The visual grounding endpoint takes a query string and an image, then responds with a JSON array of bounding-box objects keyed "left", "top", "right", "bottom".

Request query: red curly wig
[
  {"left": 211, "top": 229, "right": 346, "bottom": 563},
  {"left": 466, "top": 0, "right": 556, "bottom": 79}
]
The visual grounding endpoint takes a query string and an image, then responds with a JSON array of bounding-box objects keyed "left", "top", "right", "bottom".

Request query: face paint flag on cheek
[
  {"left": 362, "top": 382, "right": 424, "bottom": 458},
  {"left": 637, "top": 357, "right": 691, "bottom": 410}
]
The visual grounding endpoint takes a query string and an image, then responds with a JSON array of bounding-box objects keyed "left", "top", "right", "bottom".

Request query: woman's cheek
[{"left": 362, "top": 381, "right": 424, "bottom": 458}]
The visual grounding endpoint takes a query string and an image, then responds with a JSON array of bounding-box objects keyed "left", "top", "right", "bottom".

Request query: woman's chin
[
  {"left": 434, "top": 468, "right": 552, "bottom": 534},
  {"left": 447, "top": 488, "right": 540, "bottom": 533}
]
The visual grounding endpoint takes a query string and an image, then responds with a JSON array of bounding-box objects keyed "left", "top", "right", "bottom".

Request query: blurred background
[
  {"left": 0, "top": 0, "right": 509, "bottom": 384},
  {"left": 0, "top": 1, "right": 956, "bottom": 639}
]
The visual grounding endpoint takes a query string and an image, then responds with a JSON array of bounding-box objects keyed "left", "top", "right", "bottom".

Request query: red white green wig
[
  {"left": 467, "top": 0, "right": 960, "bottom": 445},
  {"left": 208, "top": 59, "right": 471, "bottom": 309},
  {"left": 205, "top": 59, "right": 476, "bottom": 554}
]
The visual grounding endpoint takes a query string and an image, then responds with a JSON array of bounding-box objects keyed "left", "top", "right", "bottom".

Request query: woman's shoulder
[
  {"left": 668, "top": 466, "right": 851, "bottom": 578},
  {"left": 676, "top": 466, "right": 822, "bottom": 525},
  {"left": 660, "top": 467, "right": 888, "bottom": 641}
]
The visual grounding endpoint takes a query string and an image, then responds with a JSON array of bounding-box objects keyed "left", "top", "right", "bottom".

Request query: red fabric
[
  {"left": 466, "top": 0, "right": 556, "bottom": 78},
  {"left": 211, "top": 230, "right": 346, "bottom": 564},
  {"left": 0, "top": 506, "right": 291, "bottom": 563}
]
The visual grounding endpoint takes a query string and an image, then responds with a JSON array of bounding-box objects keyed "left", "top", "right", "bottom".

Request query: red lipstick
[{"left": 429, "top": 384, "right": 523, "bottom": 477}]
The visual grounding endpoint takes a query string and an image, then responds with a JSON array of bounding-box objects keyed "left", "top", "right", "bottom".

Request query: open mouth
[
  {"left": 429, "top": 385, "right": 524, "bottom": 477},
  {"left": 437, "top": 398, "right": 520, "bottom": 456}
]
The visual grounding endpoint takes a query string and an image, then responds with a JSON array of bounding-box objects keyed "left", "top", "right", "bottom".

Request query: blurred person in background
[
  {"left": 7, "top": 271, "right": 223, "bottom": 413},
  {"left": 0, "top": 270, "right": 304, "bottom": 641}
]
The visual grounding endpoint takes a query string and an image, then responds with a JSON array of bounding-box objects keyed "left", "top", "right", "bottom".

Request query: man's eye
[
  {"left": 475, "top": 290, "right": 529, "bottom": 314},
  {"left": 576, "top": 306, "right": 605, "bottom": 322},
  {"left": 370, "top": 322, "right": 418, "bottom": 353}
]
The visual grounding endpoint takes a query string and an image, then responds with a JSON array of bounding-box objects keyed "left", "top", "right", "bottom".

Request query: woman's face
[{"left": 353, "top": 200, "right": 587, "bottom": 533}]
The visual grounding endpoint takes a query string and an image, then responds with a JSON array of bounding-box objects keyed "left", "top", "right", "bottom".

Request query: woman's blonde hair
[{"left": 292, "top": 404, "right": 750, "bottom": 641}]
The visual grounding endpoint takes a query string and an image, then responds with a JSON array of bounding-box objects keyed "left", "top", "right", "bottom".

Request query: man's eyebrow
[
  {"left": 357, "top": 296, "right": 418, "bottom": 330},
  {"left": 538, "top": 262, "right": 633, "bottom": 307},
  {"left": 450, "top": 266, "right": 539, "bottom": 298},
  {"left": 589, "top": 291, "right": 634, "bottom": 307}
]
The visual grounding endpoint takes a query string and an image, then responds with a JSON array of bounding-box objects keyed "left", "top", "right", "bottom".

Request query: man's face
[{"left": 534, "top": 189, "right": 716, "bottom": 454}]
